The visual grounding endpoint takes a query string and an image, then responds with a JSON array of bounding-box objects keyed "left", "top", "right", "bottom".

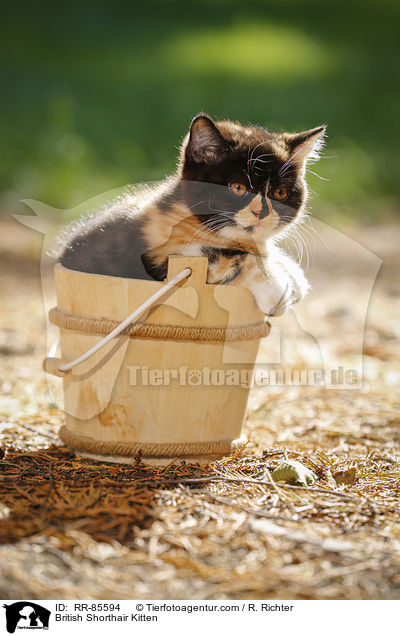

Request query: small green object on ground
[{"left": 271, "top": 459, "right": 318, "bottom": 486}]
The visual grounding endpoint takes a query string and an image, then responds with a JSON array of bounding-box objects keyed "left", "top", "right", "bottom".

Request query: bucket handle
[{"left": 43, "top": 267, "right": 192, "bottom": 377}]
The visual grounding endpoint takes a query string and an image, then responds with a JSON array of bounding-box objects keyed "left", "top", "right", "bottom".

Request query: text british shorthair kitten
[{"left": 58, "top": 114, "right": 326, "bottom": 316}]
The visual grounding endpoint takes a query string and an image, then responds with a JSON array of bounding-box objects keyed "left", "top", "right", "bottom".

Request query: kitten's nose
[
  {"left": 250, "top": 194, "right": 270, "bottom": 220},
  {"left": 259, "top": 196, "right": 272, "bottom": 219},
  {"left": 249, "top": 194, "right": 263, "bottom": 218}
]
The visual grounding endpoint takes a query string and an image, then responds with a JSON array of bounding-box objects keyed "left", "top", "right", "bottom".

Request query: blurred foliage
[{"left": 1, "top": 0, "right": 399, "bottom": 222}]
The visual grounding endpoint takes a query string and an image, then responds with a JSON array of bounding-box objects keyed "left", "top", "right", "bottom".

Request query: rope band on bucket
[
  {"left": 49, "top": 308, "right": 269, "bottom": 343},
  {"left": 59, "top": 425, "right": 235, "bottom": 458}
]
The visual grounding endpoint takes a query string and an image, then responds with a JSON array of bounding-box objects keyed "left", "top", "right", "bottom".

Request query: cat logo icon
[{"left": 3, "top": 602, "right": 51, "bottom": 634}]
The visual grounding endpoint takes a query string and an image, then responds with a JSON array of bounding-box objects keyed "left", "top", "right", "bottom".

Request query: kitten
[{"left": 57, "top": 114, "right": 325, "bottom": 316}]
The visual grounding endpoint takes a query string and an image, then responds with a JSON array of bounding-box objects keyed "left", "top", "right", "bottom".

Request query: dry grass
[{"left": 0, "top": 220, "right": 399, "bottom": 600}]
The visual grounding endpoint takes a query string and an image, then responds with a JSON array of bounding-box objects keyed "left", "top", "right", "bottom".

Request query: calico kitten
[{"left": 57, "top": 114, "right": 325, "bottom": 316}]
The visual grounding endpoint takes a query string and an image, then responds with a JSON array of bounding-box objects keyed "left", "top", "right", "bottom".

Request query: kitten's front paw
[
  {"left": 252, "top": 269, "right": 309, "bottom": 317},
  {"left": 253, "top": 280, "right": 294, "bottom": 316}
]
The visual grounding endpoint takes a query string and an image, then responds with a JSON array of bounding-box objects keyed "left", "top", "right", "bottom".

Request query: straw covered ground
[{"left": 0, "top": 219, "right": 399, "bottom": 600}]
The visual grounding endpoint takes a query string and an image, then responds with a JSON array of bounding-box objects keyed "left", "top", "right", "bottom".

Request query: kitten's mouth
[
  {"left": 240, "top": 215, "right": 271, "bottom": 231},
  {"left": 236, "top": 212, "right": 281, "bottom": 236},
  {"left": 243, "top": 222, "right": 266, "bottom": 232}
]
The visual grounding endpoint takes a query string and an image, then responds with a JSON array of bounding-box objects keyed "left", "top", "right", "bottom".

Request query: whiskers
[
  {"left": 182, "top": 211, "right": 236, "bottom": 249},
  {"left": 277, "top": 213, "right": 327, "bottom": 271},
  {"left": 166, "top": 190, "right": 238, "bottom": 250},
  {"left": 198, "top": 213, "right": 236, "bottom": 239},
  {"left": 306, "top": 169, "right": 329, "bottom": 181},
  {"left": 183, "top": 223, "right": 216, "bottom": 247},
  {"left": 247, "top": 143, "right": 275, "bottom": 180},
  {"left": 277, "top": 215, "right": 312, "bottom": 271},
  {"left": 277, "top": 152, "right": 298, "bottom": 179}
]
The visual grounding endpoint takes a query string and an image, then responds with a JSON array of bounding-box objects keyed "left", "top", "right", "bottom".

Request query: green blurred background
[{"left": 1, "top": 0, "right": 399, "bottom": 223}]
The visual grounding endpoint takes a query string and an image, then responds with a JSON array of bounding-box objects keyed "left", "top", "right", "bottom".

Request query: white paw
[
  {"left": 252, "top": 280, "right": 292, "bottom": 316},
  {"left": 252, "top": 270, "right": 309, "bottom": 317}
]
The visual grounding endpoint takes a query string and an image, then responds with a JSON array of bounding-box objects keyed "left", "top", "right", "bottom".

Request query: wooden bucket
[{"left": 45, "top": 256, "right": 269, "bottom": 465}]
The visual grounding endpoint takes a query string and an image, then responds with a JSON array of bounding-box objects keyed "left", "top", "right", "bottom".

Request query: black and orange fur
[{"left": 57, "top": 114, "right": 326, "bottom": 315}]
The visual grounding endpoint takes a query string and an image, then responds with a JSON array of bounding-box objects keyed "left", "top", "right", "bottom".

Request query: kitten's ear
[
  {"left": 285, "top": 125, "right": 326, "bottom": 165},
  {"left": 185, "top": 114, "right": 227, "bottom": 163}
]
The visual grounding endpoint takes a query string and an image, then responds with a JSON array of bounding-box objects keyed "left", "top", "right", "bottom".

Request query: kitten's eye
[
  {"left": 230, "top": 182, "right": 247, "bottom": 196},
  {"left": 272, "top": 186, "right": 289, "bottom": 201}
]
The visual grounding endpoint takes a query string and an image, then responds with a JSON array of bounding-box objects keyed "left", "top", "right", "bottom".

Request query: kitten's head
[{"left": 178, "top": 114, "right": 325, "bottom": 242}]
